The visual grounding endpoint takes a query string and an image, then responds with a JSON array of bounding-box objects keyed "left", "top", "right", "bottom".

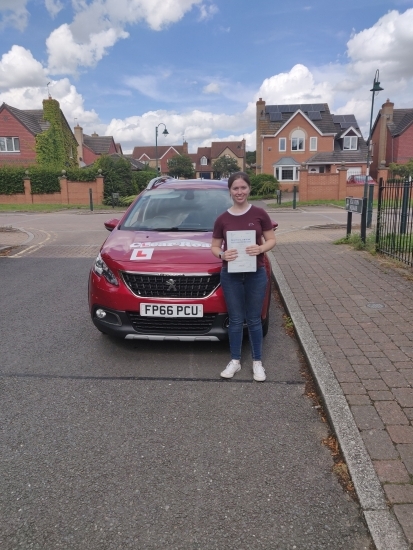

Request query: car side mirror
[
  {"left": 272, "top": 222, "right": 278, "bottom": 231},
  {"left": 104, "top": 218, "right": 119, "bottom": 232}
]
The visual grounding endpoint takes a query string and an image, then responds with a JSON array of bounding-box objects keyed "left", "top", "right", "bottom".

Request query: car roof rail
[{"left": 146, "top": 175, "right": 175, "bottom": 189}]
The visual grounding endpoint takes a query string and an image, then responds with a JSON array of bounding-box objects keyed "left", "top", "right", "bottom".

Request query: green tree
[
  {"left": 167, "top": 154, "right": 195, "bottom": 178},
  {"left": 246, "top": 151, "right": 256, "bottom": 167},
  {"left": 93, "top": 155, "right": 135, "bottom": 200},
  {"left": 212, "top": 156, "right": 240, "bottom": 178},
  {"left": 389, "top": 159, "right": 413, "bottom": 179}
]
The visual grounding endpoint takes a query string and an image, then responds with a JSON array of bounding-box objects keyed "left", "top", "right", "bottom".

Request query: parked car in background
[
  {"left": 347, "top": 174, "right": 377, "bottom": 185},
  {"left": 89, "top": 178, "right": 275, "bottom": 341}
]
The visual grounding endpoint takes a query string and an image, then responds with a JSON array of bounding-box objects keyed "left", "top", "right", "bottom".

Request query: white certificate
[{"left": 226, "top": 230, "right": 257, "bottom": 273}]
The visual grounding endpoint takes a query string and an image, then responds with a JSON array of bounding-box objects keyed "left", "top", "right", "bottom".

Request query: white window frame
[
  {"left": 343, "top": 136, "right": 357, "bottom": 150},
  {"left": 200, "top": 156, "right": 208, "bottom": 165},
  {"left": 291, "top": 129, "right": 305, "bottom": 151},
  {"left": 279, "top": 137, "right": 286, "bottom": 152},
  {"left": 309, "top": 137, "right": 317, "bottom": 151},
  {"left": 275, "top": 165, "right": 299, "bottom": 181},
  {"left": 0, "top": 137, "right": 20, "bottom": 152}
]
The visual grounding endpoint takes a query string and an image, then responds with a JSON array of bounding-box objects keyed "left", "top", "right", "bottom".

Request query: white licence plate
[{"left": 140, "top": 304, "right": 203, "bottom": 317}]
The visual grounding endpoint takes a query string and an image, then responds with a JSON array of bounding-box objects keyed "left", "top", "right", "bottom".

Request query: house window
[
  {"left": 291, "top": 130, "right": 305, "bottom": 151},
  {"left": 343, "top": 136, "right": 357, "bottom": 150},
  {"left": 279, "top": 138, "right": 286, "bottom": 152},
  {"left": 275, "top": 166, "right": 299, "bottom": 181},
  {"left": 309, "top": 137, "right": 317, "bottom": 151},
  {"left": 0, "top": 137, "right": 20, "bottom": 152},
  {"left": 200, "top": 156, "right": 208, "bottom": 165}
]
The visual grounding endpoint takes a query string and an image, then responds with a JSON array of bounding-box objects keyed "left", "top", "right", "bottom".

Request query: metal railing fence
[{"left": 376, "top": 178, "right": 413, "bottom": 267}]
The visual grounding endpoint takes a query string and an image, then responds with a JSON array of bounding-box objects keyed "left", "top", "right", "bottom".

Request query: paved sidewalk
[{"left": 269, "top": 224, "right": 413, "bottom": 550}]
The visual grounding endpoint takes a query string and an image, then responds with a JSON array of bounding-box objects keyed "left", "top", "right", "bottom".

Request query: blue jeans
[{"left": 220, "top": 267, "right": 268, "bottom": 361}]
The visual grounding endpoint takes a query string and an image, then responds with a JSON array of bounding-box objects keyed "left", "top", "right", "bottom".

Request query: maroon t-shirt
[{"left": 212, "top": 205, "right": 273, "bottom": 268}]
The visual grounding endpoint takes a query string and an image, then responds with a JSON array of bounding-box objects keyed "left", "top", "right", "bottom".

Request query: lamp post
[
  {"left": 155, "top": 123, "right": 169, "bottom": 175},
  {"left": 363, "top": 70, "right": 383, "bottom": 230}
]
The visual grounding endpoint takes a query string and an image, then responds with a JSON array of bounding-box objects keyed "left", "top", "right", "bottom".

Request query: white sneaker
[
  {"left": 253, "top": 361, "right": 266, "bottom": 382},
  {"left": 220, "top": 360, "right": 241, "bottom": 378}
]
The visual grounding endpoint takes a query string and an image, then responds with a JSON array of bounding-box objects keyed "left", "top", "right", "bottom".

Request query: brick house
[
  {"left": 369, "top": 99, "right": 413, "bottom": 178},
  {"left": 74, "top": 124, "right": 121, "bottom": 166},
  {"left": 256, "top": 99, "right": 368, "bottom": 191},
  {"left": 190, "top": 140, "right": 246, "bottom": 179},
  {"left": 0, "top": 99, "right": 78, "bottom": 167},
  {"left": 132, "top": 142, "right": 189, "bottom": 174},
  {"left": 132, "top": 139, "right": 246, "bottom": 177}
]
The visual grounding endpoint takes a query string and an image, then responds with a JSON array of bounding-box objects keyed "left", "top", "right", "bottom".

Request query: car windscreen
[{"left": 120, "top": 188, "right": 233, "bottom": 231}]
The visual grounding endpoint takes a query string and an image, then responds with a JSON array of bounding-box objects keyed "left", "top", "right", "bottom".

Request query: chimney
[
  {"left": 183, "top": 140, "right": 188, "bottom": 155},
  {"left": 74, "top": 125, "right": 84, "bottom": 167},
  {"left": 382, "top": 99, "right": 394, "bottom": 123}
]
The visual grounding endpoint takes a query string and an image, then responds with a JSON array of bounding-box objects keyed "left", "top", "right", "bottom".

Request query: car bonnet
[{"left": 101, "top": 229, "right": 221, "bottom": 268}]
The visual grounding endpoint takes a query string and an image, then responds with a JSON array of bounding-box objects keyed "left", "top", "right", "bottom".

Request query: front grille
[
  {"left": 121, "top": 272, "right": 220, "bottom": 298},
  {"left": 127, "top": 313, "right": 217, "bottom": 334}
]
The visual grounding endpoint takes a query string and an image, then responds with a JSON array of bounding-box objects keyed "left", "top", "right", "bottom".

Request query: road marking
[{"left": 11, "top": 229, "right": 56, "bottom": 257}]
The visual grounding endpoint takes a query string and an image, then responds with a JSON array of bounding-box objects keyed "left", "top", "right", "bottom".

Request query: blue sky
[{"left": 1, "top": 0, "right": 413, "bottom": 153}]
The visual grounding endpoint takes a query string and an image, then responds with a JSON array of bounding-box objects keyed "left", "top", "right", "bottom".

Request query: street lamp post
[
  {"left": 155, "top": 123, "right": 169, "bottom": 175},
  {"left": 363, "top": 70, "right": 383, "bottom": 231}
]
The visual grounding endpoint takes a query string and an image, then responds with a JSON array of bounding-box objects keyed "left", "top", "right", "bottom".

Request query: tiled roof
[
  {"left": 211, "top": 141, "right": 245, "bottom": 158},
  {"left": 388, "top": 109, "right": 413, "bottom": 136},
  {"left": 113, "top": 153, "right": 145, "bottom": 170},
  {"left": 261, "top": 103, "right": 337, "bottom": 134},
  {"left": 83, "top": 135, "right": 114, "bottom": 154},
  {"left": 306, "top": 137, "right": 368, "bottom": 164},
  {"left": 1, "top": 103, "right": 48, "bottom": 135},
  {"left": 132, "top": 145, "right": 185, "bottom": 159},
  {"left": 272, "top": 156, "right": 300, "bottom": 166}
]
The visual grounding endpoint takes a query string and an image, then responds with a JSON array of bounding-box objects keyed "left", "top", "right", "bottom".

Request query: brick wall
[
  {"left": 0, "top": 109, "right": 37, "bottom": 166},
  {"left": 0, "top": 176, "right": 104, "bottom": 205},
  {"left": 394, "top": 124, "right": 413, "bottom": 164},
  {"left": 299, "top": 168, "right": 378, "bottom": 201}
]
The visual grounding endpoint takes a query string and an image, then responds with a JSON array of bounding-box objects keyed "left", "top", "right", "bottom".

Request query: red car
[
  {"left": 89, "top": 177, "right": 275, "bottom": 341},
  {"left": 347, "top": 174, "right": 377, "bottom": 185}
]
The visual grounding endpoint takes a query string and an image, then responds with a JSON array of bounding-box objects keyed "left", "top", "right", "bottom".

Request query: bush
[
  {"left": 132, "top": 170, "right": 157, "bottom": 192},
  {"left": 0, "top": 165, "right": 26, "bottom": 194},
  {"left": 250, "top": 173, "right": 279, "bottom": 196}
]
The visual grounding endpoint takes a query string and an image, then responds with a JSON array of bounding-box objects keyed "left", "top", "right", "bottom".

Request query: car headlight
[{"left": 93, "top": 253, "right": 119, "bottom": 286}]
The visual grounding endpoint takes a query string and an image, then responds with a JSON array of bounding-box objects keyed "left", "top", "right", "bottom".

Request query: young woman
[{"left": 211, "top": 172, "right": 276, "bottom": 381}]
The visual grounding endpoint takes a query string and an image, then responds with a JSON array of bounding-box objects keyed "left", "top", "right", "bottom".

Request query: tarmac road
[{"left": 0, "top": 208, "right": 372, "bottom": 549}]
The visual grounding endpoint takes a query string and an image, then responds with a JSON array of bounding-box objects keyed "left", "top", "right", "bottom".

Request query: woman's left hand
[{"left": 246, "top": 244, "right": 262, "bottom": 256}]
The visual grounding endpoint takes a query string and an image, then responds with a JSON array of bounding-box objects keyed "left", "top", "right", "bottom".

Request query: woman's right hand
[{"left": 224, "top": 248, "right": 238, "bottom": 261}]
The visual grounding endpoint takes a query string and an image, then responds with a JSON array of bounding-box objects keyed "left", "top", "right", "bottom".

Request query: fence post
[
  {"left": 293, "top": 185, "right": 297, "bottom": 209},
  {"left": 375, "top": 177, "right": 384, "bottom": 249},
  {"left": 367, "top": 184, "right": 374, "bottom": 228},
  {"left": 360, "top": 197, "right": 367, "bottom": 243},
  {"left": 89, "top": 188, "right": 94, "bottom": 211},
  {"left": 400, "top": 180, "right": 410, "bottom": 235}
]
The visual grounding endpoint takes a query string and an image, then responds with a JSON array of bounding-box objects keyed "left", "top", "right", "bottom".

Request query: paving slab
[{"left": 268, "top": 215, "right": 413, "bottom": 549}]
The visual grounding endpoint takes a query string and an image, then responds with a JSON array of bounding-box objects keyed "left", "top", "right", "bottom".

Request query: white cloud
[
  {"left": 347, "top": 9, "right": 413, "bottom": 81},
  {"left": 45, "top": 0, "right": 205, "bottom": 75},
  {"left": 0, "top": 46, "right": 47, "bottom": 90},
  {"left": 105, "top": 108, "right": 252, "bottom": 153},
  {"left": 0, "top": 77, "right": 101, "bottom": 132},
  {"left": 45, "top": 0, "right": 64, "bottom": 18},
  {"left": 0, "top": 0, "right": 29, "bottom": 31},
  {"left": 203, "top": 82, "right": 221, "bottom": 94},
  {"left": 198, "top": 3, "right": 219, "bottom": 21},
  {"left": 47, "top": 24, "right": 129, "bottom": 75},
  {"left": 252, "top": 64, "right": 334, "bottom": 108}
]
